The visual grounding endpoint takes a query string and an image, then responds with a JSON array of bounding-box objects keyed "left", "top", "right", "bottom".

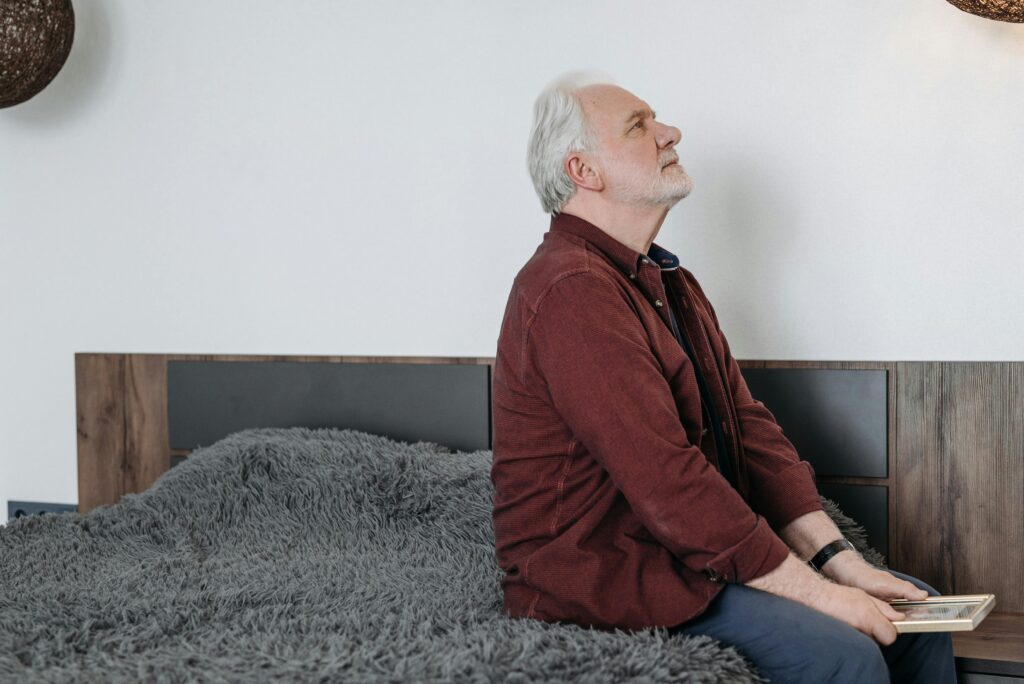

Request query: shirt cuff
[
  {"left": 748, "top": 460, "right": 825, "bottom": 531},
  {"left": 702, "top": 514, "right": 791, "bottom": 584}
]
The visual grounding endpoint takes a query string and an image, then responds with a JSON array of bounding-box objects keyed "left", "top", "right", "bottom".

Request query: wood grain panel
[
  {"left": 894, "top": 363, "right": 947, "bottom": 589},
  {"left": 123, "top": 355, "right": 169, "bottom": 496},
  {"left": 75, "top": 354, "right": 125, "bottom": 513},
  {"left": 943, "top": 363, "right": 1023, "bottom": 609},
  {"left": 954, "top": 612, "right": 1024, "bottom": 666},
  {"left": 896, "top": 362, "right": 1024, "bottom": 613}
]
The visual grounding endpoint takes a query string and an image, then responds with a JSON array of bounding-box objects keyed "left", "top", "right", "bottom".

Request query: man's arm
[
  {"left": 778, "top": 508, "right": 853, "bottom": 562},
  {"left": 685, "top": 276, "right": 826, "bottom": 532},
  {"left": 527, "top": 271, "right": 791, "bottom": 585},
  {"left": 777, "top": 509, "right": 928, "bottom": 602},
  {"left": 687, "top": 277, "right": 928, "bottom": 604},
  {"left": 745, "top": 549, "right": 905, "bottom": 645}
]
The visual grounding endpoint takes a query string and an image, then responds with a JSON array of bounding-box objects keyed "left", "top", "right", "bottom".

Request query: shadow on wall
[{"left": 4, "top": 0, "right": 115, "bottom": 126}]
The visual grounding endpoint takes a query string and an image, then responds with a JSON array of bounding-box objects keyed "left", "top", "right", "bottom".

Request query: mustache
[{"left": 661, "top": 154, "right": 679, "bottom": 167}]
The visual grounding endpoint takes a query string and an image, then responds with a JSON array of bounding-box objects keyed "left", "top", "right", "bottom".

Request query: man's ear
[{"left": 565, "top": 152, "right": 604, "bottom": 192}]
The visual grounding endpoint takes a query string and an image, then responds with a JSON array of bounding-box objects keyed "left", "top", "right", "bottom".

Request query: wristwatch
[{"left": 807, "top": 538, "right": 856, "bottom": 572}]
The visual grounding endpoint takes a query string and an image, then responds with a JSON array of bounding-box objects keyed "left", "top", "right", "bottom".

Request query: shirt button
[
  {"left": 629, "top": 273, "right": 636, "bottom": 280},
  {"left": 702, "top": 428, "right": 709, "bottom": 436},
  {"left": 654, "top": 299, "right": 663, "bottom": 308}
]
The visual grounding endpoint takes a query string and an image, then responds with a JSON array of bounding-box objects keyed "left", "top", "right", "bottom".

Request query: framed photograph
[{"left": 888, "top": 594, "right": 996, "bottom": 633}]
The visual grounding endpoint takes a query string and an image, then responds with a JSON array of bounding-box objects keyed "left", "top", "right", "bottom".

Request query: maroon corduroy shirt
[{"left": 491, "top": 211, "right": 825, "bottom": 631}]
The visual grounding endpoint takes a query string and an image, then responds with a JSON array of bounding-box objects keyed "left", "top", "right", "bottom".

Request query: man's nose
[{"left": 657, "top": 122, "right": 681, "bottom": 149}]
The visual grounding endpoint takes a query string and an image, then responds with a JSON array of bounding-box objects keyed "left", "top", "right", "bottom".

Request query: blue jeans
[{"left": 667, "top": 569, "right": 956, "bottom": 683}]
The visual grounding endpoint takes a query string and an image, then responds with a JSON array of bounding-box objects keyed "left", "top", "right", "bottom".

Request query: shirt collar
[{"left": 549, "top": 211, "right": 680, "bottom": 276}]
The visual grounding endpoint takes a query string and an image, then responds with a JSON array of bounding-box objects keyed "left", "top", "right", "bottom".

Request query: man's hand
[
  {"left": 817, "top": 581, "right": 908, "bottom": 646},
  {"left": 762, "top": 510, "right": 923, "bottom": 644},
  {"left": 746, "top": 552, "right": 907, "bottom": 646},
  {"left": 822, "top": 552, "right": 928, "bottom": 602}
]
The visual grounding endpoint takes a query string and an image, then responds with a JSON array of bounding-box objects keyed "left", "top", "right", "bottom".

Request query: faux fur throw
[{"left": 0, "top": 427, "right": 883, "bottom": 682}]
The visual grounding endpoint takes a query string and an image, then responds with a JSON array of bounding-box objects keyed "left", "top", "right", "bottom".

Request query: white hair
[{"left": 527, "top": 69, "right": 616, "bottom": 215}]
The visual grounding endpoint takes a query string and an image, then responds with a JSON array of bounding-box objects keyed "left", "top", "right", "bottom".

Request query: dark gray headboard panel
[
  {"left": 817, "top": 483, "right": 888, "bottom": 558},
  {"left": 738, "top": 368, "right": 888, "bottom": 478},
  {"left": 168, "top": 361, "right": 491, "bottom": 453}
]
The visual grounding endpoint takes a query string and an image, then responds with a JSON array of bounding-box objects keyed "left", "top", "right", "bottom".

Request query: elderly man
[{"left": 490, "top": 71, "right": 956, "bottom": 683}]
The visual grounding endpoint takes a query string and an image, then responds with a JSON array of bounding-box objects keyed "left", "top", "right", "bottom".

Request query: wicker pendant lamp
[
  {"left": 946, "top": 0, "right": 1024, "bottom": 21},
  {"left": 0, "top": 0, "right": 76, "bottom": 109}
]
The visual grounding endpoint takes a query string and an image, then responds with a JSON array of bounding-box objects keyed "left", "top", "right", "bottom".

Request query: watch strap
[{"left": 807, "top": 538, "right": 856, "bottom": 572}]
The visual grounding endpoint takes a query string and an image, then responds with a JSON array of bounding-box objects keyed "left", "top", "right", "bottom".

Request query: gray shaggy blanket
[{"left": 0, "top": 427, "right": 884, "bottom": 683}]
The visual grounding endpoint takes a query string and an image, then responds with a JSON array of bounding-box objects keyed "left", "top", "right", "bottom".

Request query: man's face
[{"left": 576, "top": 84, "right": 693, "bottom": 208}]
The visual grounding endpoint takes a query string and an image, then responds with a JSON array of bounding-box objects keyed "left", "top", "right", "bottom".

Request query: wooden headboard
[
  {"left": 75, "top": 354, "right": 493, "bottom": 514},
  {"left": 75, "top": 354, "right": 1024, "bottom": 618}
]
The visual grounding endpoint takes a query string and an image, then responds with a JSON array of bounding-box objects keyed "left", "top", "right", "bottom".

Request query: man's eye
[{"left": 632, "top": 121, "right": 644, "bottom": 130}]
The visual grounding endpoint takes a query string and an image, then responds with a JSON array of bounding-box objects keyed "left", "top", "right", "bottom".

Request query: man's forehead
[{"left": 578, "top": 85, "right": 652, "bottom": 123}]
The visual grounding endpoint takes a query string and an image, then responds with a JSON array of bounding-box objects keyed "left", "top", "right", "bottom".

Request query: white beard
[{"left": 611, "top": 162, "right": 693, "bottom": 208}]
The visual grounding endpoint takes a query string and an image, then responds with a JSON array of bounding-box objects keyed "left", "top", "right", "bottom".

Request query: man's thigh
[
  {"left": 887, "top": 568, "right": 939, "bottom": 596},
  {"left": 668, "top": 582, "right": 887, "bottom": 684},
  {"left": 879, "top": 569, "right": 956, "bottom": 684}
]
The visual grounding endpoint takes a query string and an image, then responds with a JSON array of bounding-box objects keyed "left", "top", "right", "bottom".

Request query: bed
[{"left": 2, "top": 353, "right": 1020, "bottom": 681}]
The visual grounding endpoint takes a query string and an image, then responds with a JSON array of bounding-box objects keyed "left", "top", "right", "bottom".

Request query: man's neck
[{"left": 559, "top": 199, "right": 670, "bottom": 255}]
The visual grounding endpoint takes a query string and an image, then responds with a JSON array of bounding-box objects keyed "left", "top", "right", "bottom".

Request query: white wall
[{"left": 2, "top": 0, "right": 1022, "bottom": 513}]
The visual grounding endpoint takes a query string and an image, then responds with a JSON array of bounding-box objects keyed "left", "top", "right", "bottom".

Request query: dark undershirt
[{"left": 661, "top": 272, "right": 739, "bottom": 491}]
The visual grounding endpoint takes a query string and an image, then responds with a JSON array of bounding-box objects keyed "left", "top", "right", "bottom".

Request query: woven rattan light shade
[
  {"left": 946, "top": 0, "right": 1024, "bottom": 21},
  {"left": 0, "top": 0, "right": 76, "bottom": 109}
]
